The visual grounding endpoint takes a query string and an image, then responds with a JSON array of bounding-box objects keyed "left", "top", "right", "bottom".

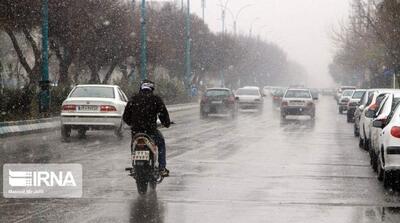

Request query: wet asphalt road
[{"left": 1, "top": 96, "right": 400, "bottom": 223}]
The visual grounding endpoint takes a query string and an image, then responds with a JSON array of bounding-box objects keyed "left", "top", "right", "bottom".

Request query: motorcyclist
[{"left": 122, "top": 79, "right": 171, "bottom": 177}]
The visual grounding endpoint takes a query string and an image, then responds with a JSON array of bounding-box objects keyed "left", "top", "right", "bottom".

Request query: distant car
[
  {"left": 235, "top": 87, "right": 264, "bottom": 111},
  {"left": 354, "top": 89, "right": 375, "bottom": 137},
  {"left": 311, "top": 89, "right": 319, "bottom": 100},
  {"left": 338, "top": 89, "right": 355, "bottom": 114},
  {"left": 60, "top": 85, "right": 128, "bottom": 140},
  {"left": 346, "top": 89, "right": 366, "bottom": 122},
  {"left": 271, "top": 88, "right": 285, "bottom": 107},
  {"left": 369, "top": 92, "right": 400, "bottom": 171},
  {"left": 200, "top": 88, "right": 237, "bottom": 119},
  {"left": 372, "top": 101, "right": 400, "bottom": 187},
  {"left": 280, "top": 88, "right": 315, "bottom": 120},
  {"left": 335, "top": 86, "right": 356, "bottom": 102}
]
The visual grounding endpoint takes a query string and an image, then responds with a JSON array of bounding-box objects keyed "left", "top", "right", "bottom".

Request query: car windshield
[
  {"left": 352, "top": 91, "right": 365, "bottom": 99},
  {"left": 206, "top": 90, "right": 230, "bottom": 97},
  {"left": 284, "top": 90, "right": 311, "bottom": 98},
  {"left": 236, "top": 89, "right": 260, "bottom": 96},
  {"left": 342, "top": 90, "right": 354, "bottom": 97},
  {"left": 70, "top": 87, "right": 115, "bottom": 98}
]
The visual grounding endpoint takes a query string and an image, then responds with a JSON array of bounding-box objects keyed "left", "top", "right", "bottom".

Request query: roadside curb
[{"left": 0, "top": 103, "right": 198, "bottom": 138}]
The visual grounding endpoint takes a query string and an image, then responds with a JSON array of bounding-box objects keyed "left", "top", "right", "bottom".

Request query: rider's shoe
[{"left": 159, "top": 168, "right": 169, "bottom": 177}]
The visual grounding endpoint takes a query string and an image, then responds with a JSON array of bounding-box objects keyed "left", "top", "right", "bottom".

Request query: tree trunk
[
  {"left": 88, "top": 64, "right": 100, "bottom": 84},
  {"left": 102, "top": 59, "right": 118, "bottom": 84}
]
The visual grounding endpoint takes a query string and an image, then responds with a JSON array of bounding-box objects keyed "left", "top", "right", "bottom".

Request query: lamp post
[
  {"left": 249, "top": 17, "right": 260, "bottom": 37},
  {"left": 39, "top": 0, "right": 50, "bottom": 113},
  {"left": 221, "top": 4, "right": 252, "bottom": 36},
  {"left": 201, "top": 0, "right": 205, "bottom": 21},
  {"left": 184, "top": 0, "right": 192, "bottom": 95},
  {"left": 140, "top": 0, "right": 147, "bottom": 80}
]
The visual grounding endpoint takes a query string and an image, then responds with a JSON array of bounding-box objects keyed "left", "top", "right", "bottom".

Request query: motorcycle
[{"left": 125, "top": 133, "right": 164, "bottom": 194}]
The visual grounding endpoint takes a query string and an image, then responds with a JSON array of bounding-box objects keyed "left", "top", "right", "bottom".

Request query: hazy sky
[{"left": 168, "top": 0, "right": 351, "bottom": 87}]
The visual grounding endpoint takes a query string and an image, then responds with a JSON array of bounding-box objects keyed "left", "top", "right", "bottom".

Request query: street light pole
[
  {"left": 249, "top": 17, "right": 260, "bottom": 37},
  {"left": 140, "top": 0, "right": 147, "bottom": 80},
  {"left": 39, "top": 0, "right": 50, "bottom": 113},
  {"left": 185, "top": 0, "right": 192, "bottom": 94},
  {"left": 201, "top": 0, "right": 205, "bottom": 21}
]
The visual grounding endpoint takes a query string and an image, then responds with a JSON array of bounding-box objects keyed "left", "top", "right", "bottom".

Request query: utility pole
[
  {"left": 201, "top": 0, "right": 205, "bottom": 21},
  {"left": 140, "top": 0, "right": 147, "bottom": 80},
  {"left": 39, "top": 0, "right": 50, "bottom": 113},
  {"left": 185, "top": 0, "right": 192, "bottom": 94}
]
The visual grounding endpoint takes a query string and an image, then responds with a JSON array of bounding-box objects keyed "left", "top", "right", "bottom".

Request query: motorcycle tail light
[{"left": 391, "top": 126, "right": 400, "bottom": 138}]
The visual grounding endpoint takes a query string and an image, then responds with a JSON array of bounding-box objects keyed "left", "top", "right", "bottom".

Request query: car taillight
[
  {"left": 391, "top": 126, "right": 400, "bottom": 138},
  {"left": 201, "top": 96, "right": 208, "bottom": 103},
  {"left": 307, "top": 102, "right": 314, "bottom": 107},
  {"left": 281, "top": 101, "right": 288, "bottom": 107},
  {"left": 62, "top": 104, "right": 76, "bottom": 111},
  {"left": 228, "top": 96, "right": 235, "bottom": 103},
  {"left": 100, "top": 105, "right": 117, "bottom": 112}
]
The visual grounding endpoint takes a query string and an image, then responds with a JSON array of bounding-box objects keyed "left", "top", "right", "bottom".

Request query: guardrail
[{"left": 0, "top": 103, "right": 198, "bottom": 137}]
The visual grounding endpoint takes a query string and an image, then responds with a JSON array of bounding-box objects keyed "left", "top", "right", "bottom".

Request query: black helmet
[{"left": 140, "top": 79, "right": 155, "bottom": 92}]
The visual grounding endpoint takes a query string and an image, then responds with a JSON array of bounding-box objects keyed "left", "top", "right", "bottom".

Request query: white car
[
  {"left": 235, "top": 87, "right": 264, "bottom": 111},
  {"left": 280, "top": 88, "right": 315, "bottom": 120},
  {"left": 359, "top": 89, "right": 400, "bottom": 150},
  {"left": 369, "top": 93, "right": 400, "bottom": 171},
  {"left": 346, "top": 89, "right": 366, "bottom": 123},
  {"left": 372, "top": 102, "right": 400, "bottom": 187},
  {"left": 354, "top": 89, "right": 375, "bottom": 137},
  {"left": 60, "top": 85, "right": 128, "bottom": 140},
  {"left": 338, "top": 89, "right": 354, "bottom": 114}
]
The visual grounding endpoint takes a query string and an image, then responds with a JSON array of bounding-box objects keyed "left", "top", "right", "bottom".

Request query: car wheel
[
  {"left": 346, "top": 114, "right": 352, "bottom": 123},
  {"left": 370, "top": 150, "right": 377, "bottom": 172},
  {"left": 383, "top": 171, "right": 393, "bottom": 188},
  {"left": 61, "top": 125, "right": 71, "bottom": 142},
  {"left": 114, "top": 122, "right": 123, "bottom": 139},
  {"left": 363, "top": 138, "right": 369, "bottom": 151},
  {"left": 78, "top": 128, "right": 87, "bottom": 139},
  {"left": 359, "top": 137, "right": 364, "bottom": 149},
  {"left": 377, "top": 156, "right": 384, "bottom": 182},
  {"left": 200, "top": 111, "right": 208, "bottom": 119},
  {"left": 354, "top": 124, "right": 359, "bottom": 137}
]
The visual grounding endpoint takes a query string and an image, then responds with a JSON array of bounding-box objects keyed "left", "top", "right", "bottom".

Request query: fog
[{"left": 176, "top": 0, "right": 350, "bottom": 88}]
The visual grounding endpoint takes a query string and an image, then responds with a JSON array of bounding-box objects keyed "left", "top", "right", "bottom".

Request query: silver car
[{"left": 235, "top": 87, "right": 264, "bottom": 111}]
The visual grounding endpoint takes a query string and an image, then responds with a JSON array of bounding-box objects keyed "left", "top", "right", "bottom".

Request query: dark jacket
[{"left": 122, "top": 91, "right": 170, "bottom": 133}]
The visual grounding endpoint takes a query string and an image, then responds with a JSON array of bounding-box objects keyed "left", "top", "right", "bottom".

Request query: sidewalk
[{"left": 0, "top": 103, "right": 198, "bottom": 137}]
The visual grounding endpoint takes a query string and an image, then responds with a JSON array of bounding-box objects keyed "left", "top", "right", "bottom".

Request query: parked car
[
  {"left": 359, "top": 89, "right": 397, "bottom": 150},
  {"left": 369, "top": 92, "right": 400, "bottom": 172},
  {"left": 60, "top": 85, "right": 128, "bottom": 140},
  {"left": 235, "top": 87, "right": 264, "bottom": 111},
  {"left": 354, "top": 89, "right": 376, "bottom": 137},
  {"left": 200, "top": 88, "right": 237, "bottom": 119},
  {"left": 280, "top": 88, "right": 315, "bottom": 120},
  {"left": 335, "top": 86, "right": 356, "bottom": 102},
  {"left": 338, "top": 89, "right": 355, "bottom": 114},
  {"left": 371, "top": 102, "right": 400, "bottom": 188},
  {"left": 346, "top": 89, "right": 366, "bottom": 123}
]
